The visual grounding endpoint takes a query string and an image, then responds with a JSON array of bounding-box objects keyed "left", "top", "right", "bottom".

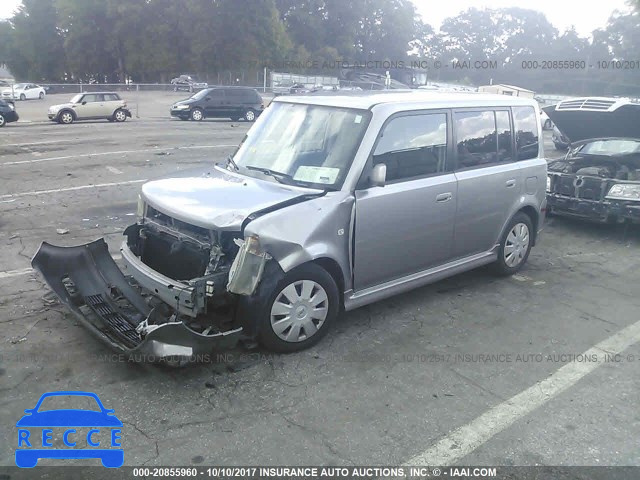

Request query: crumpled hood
[
  {"left": 141, "top": 166, "right": 322, "bottom": 231},
  {"left": 544, "top": 101, "right": 640, "bottom": 143}
]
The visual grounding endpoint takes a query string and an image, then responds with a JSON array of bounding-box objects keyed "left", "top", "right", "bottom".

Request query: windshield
[
  {"left": 577, "top": 139, "right": 640, "bottom": 156},
  {"left": 70, "top": 94, "right": 83, "bottom": 103},
  {"left": 232, "top": 102, "right": 371, "bottom": 189},
  {"left": 14, "top": 83, "right": 27, "bottom": 89},
  {"left": 190, "top": 89, "right": 210, "bottom": 100}
]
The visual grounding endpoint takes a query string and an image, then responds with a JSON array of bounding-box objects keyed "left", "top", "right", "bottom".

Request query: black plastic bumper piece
[{"left": 31, "top": 239, "right": 242, "bottom": 362}]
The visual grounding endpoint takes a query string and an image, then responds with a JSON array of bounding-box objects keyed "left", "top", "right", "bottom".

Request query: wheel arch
[
  {"left": 58, "top": 108, "right": 76, "bottom": 121},
  {"left": 517, "top": 205, "right": 539, "bottom": 245}
]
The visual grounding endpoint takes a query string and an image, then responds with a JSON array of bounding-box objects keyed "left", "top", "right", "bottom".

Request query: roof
[
  {"left": 479, "top": 84, "right": 534, "bottom": 93},
  {"left": 273, "top": 90, "right": 538, "bottom": 110}
]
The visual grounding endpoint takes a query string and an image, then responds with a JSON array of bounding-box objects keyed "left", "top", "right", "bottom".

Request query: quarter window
[
  {"left": 372, "top": 113, "right": 448, "bottom": 182},
  {"left": 496, "top": 111, "right": 513, "bottom": 162},
  {"left": 513, "top": 106, "right": 539, "bottom": 160}
]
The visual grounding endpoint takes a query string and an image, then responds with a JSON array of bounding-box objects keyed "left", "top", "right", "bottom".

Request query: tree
[{"left": 5, "top": 0, "right": 66, "bottom": 81}]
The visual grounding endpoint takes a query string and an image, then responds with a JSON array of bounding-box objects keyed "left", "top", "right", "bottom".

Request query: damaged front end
[{"left": 30, "top": 210, "right": 273, "bottom": 362}]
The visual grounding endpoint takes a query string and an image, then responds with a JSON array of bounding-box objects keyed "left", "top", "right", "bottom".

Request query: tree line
[{"left": 0, "top": 0, "right": 639, "bottom": 95}]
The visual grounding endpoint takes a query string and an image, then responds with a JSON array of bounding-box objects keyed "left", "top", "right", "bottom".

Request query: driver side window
[{"left": 372, "top": 113, "right": 449, "bottom": 182}]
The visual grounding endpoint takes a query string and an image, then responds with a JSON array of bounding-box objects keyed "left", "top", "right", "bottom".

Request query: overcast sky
[{"left": 0, "top": 0, "right": 632, "bottom": 36}]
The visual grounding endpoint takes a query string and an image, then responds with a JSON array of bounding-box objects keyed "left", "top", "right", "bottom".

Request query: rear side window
[
  {"left": 104, "top": 94, "right": 119, "bottom": 101},
  {"left": 496, "top": 111, "right": 513, "bottom": 162},
  {"left": 373, "top": 113, "right": 448, "bottom": 182},
  {"left": 454, "top": 111, "right": 498, "bottom": 168},
  {"left": 513, "top": 106, "right": 539, "bottom": 160}
]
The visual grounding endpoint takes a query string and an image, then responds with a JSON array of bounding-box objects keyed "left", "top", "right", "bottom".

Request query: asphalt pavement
[{"left": 1, "top": 92, "right": 639, "bottom": 472}]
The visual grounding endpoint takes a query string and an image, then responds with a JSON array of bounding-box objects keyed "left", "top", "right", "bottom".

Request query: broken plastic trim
[{"left": 31, "top": 239, "right": 242, "bottom": 362}]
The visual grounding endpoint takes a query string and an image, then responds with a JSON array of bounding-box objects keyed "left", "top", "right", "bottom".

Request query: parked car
[
  {"left": 0, "top": 99, "right": 19, "bottom": 127},
  {"left": 544, "top": 97, "right": 640, "bottom": 223},
  {"left": 170, "top": 87, "right": 263, "bottom": 122},
  {"left": 552, "top": 125, "right": 570, "bottom": 150},
  {"left": 272, "top": 80, "right": 294, "bottom": 96},
  {"left": 47, "top": 92, "right": 131, "bottom": 124},
  {"left": 540, "top": 109, "right": 553, "bottom": 130},
  {"left": 32, "top": 91, "right": 547, "bottom": 362},
  {"left": 289, "top": 83, "right": 310, "bottom": 94},
  {"left": 170, "top": 74, "right": 208, "bottom": 92},
  {"left": 1, "top": 83, "right": 46, "bottom": 100}
]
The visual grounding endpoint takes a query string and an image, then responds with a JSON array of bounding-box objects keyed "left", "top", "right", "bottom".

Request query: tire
[
  {"left": 544, "top": 119, "right": 552, "bottom": 130},
  {"left": 243, "top": 109, "right": 256, "bottom": 122},
  {"left": 20, "top": 94, "right": 26, "bottom": 101},
  {"left": 491, "top": 212, "right": 533, "bottom": 276},
  {"left": 0, "top": 114, "right": 5, "bottom": 127},
  {"left": 230, "top": 116, "right": 240, "bottom": 122},
  {"left": 58, "top": 110, "right": 74, "bottom": 124},
  {"left": 190, "top": 108, "right": 204, "bottom": 121},
  {"left": 113, "top": 108, "right": 127, "bottom": 122},
  {"left": 257, "top": 263, "right": 339, "bottom": 353},
  {"left": 39, "top": 92, "right": 44, "bottom": 99}
]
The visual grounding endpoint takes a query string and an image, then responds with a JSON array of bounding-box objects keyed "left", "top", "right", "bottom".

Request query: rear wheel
[
  {"left": 20, "top": 93, "right": 26, "bottom": 101},
  {"left": 0, "top": 114, "right": 5, "bottom": 127},
  {"left": 113, "top": 108, "right": 127, "bottom": 122},
  {"left": 243, "top": 109, "right": 256, "bottom": 122},
  {"left": 190, "top": 108, "right": 204, "bottom": 121},
  {"left": 491, "top": 212, "right": 533, "bottom": 276},
  {"left": 58, "top": 111, "right": 74, "bottom": 124},
  {"left": 258, "top": 263, "right": 339, "bottom": 353}
]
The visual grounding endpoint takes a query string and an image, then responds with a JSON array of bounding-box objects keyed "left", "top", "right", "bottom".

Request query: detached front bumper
[
  {"left": 31, "top": 239, "right": 242, "bottom": 362},
  {"left": 546, "top": 194, "right": 640, "bottom": 222}
]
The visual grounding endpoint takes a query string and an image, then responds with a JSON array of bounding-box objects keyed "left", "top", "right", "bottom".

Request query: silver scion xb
[{"left": 32, "top": 91, "right": 547, "bottom": 361}]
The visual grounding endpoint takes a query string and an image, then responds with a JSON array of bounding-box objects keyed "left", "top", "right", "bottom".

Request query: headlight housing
[
  {"left": 606, "top": 184, "right": 640, "bottom": 201},
  {"left": 227, "top": 235, "right": 271, "bottom": 296},
  {"left": 173, "top": 104, "right": 190, "bottom": 110},
  {"left": 136, "top": 195, "right": 145, "bottom": 217}
]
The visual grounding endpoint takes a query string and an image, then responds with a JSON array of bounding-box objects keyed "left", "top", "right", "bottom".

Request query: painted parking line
[
  {"left": 403, "top": 319, "right": 640, "bottom": 466},
  {"left": 0, "top": 179, "right": 147, "bottom": 201},
  {"left": 0, "top": 144, "right": 236, "bottom": 166}
]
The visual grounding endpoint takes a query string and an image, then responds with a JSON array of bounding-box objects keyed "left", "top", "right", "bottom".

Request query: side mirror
[
  {"left": 81, "top": 101, "right": 87, "bottom": 105},
  {"left": 205, "top": 97, "right": 211, "bottom": 101},
  {"left": 370, "top": 163, "right": 387, "bottom": 187}
]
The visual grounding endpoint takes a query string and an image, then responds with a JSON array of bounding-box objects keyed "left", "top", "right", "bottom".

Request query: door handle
[
  {"left": 505, "top": 179, "right": 516, "bottom": 188},
  {"left": 436, "top": 192, "right": 452, "bottom": 203}
]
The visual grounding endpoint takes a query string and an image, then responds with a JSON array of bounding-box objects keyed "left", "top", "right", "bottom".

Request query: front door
[
  {"left": 204, "top": 89, "right": 225, "bottom": 117},
  {"left": 354, "top": 111, "right": 457, "bottom": 291}
]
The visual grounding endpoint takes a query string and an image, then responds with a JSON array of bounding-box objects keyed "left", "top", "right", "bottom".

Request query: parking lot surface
[{"left": 1, "top": 92, "right": 639, "bottom": 470}]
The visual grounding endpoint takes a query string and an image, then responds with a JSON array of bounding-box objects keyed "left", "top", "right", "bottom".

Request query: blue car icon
[{"left": 15, "top": 391, "right": 123, "bottom": 468}]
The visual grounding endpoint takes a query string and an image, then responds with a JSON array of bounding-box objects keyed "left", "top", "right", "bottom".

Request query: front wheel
[
  {"left": 20, "top": 94, "right": 26, "bottom": 101},
  {"left": 544, "top": 119, "right": 552, "bottom": 130},
  {"left": 258, "top": 263, "right": 339, "bottom": 353},
  {"left": 39, "top": 92, "right": 44, "bottom": 99},
  {"left": 491, "top": 212, "right": 533, "bottom": 276},
  {"left": 190, "top": 108, "right": 204, "bottom": 121},
  {"left": 0, "top": 114, "right": 5, "bottom": 127},
  {"left": 58, "top": 111, "right": 74, "bottom": 124},
  {"left": 243, "top": 109, "right": 256, "bottom": 122},
  {"left": 113, "top": 109, "right": 127, "bottom": 122}
]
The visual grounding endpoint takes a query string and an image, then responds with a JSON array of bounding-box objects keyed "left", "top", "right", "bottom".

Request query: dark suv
[
  {"left": 0, "top": 99, "right": 18, "bottom": 127},
  {"left": 170, "top": 87, "right": 264, "bottom": 122}
]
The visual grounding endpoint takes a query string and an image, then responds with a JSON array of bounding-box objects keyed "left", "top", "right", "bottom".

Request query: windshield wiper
[{"left": 245, "top": 165, "right": 296, "bottom": 185}]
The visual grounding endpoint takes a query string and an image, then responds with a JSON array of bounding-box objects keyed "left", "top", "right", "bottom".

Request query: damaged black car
[{"left": 544, "top": 97, "right": 640, "bottom": 222}]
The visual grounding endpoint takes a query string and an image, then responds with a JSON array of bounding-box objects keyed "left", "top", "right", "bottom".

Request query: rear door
[
  {"left": 204, "top": 89, "right": 225, "bottom": 117},
  {"left": 451, "top": 108, "right": 525, "bottom": 258},
  {"left": 353, "top": 110, "right": 457, "bottom": 290}
]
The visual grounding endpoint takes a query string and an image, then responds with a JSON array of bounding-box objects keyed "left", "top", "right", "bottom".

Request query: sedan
[{"left": 1, "top": 83, "right": 46, "bottom": 101}]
